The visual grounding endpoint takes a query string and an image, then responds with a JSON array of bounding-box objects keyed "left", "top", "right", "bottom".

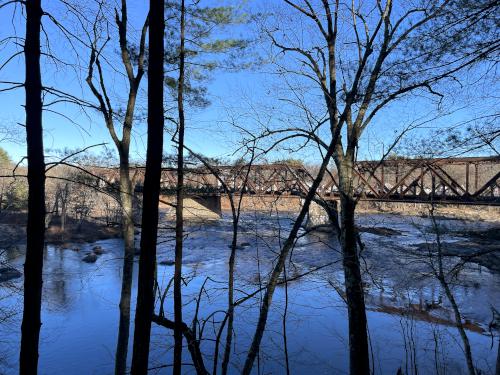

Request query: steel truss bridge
[{"left": 98, "top": 156, "right": 500, "bottom": 205}]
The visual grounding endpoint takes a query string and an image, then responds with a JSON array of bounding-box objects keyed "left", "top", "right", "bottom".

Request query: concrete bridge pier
[
  {"left": 188, "top": 195, "right": 222, "bottom": 218},
  {"left": 304, "top": 200, "right": 339, "bottom": 229},
  {"left": 159, "top": 194, "right": 222, "bottom": 220}
]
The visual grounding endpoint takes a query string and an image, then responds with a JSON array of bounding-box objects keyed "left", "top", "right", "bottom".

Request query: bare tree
[
  {"left": 130, "top": 0, "right": 164, "bottom": 372},
  {"left": 19, "top": 0, "right": 45, "bottom": 373},
  {"left": 183, "top": 146, "right": 256, "bottom": 375},
  {"left": 241, "top": 1, "right": 499, "bottom": 374},
  {"left": 172, "top": 1, "right": 186, "bottom": 373},
  {"left": 427, "top": 204, "right": 476, "bottom": 375},
  {"left": 83, "top": 2, "right": 148, "bottom": 373}
]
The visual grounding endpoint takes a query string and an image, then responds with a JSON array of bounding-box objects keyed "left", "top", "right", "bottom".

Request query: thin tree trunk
[
  {"left": 242, "top": 140, "right": 337, "bottom": 375},
  {"left": 20, "top": 0, "right": 45, "bottom": 373},
  {"left": 221, "top": 165, "right": 253, "bottom": 375},
  {"left": 495, "top": 337, "right": 499, "bottom": 375},
  {"left": 282, "top": 263, "right": 290, "bottom": 375},
  {"left": 338, "top": 159, "right": 370, "bottom": 375},
  {"left": 221, "top": 221, "right": 237, "bottom": 375},
  {"left": 340, "top": 196, "right": 370, "bottom": 375},
  {"left": 115, "top": 158, "right": 135, "bottom": 375},
  {"left": 130, "top": 0, "right": 164, "bottom": 372},
  {"left": 173, "top": 1, "right": 186, "bottom": 373},
  {"left": 184, "top": 150, "right": 253, "bottom": 375},
  {"left": 431, "top": 210, "right": 476, "bottom": 375},
  {"left": 83, "top": 3, "right": 148, "bottom": 373},
  {"left": 440, "top": 278, "right": 475, "bottom": 375},
  {"left": 61, "top": 183, "right": 68, "bottom": 232}
]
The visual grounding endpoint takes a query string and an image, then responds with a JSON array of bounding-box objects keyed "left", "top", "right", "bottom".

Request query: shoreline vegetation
[
  {"left": 2, "top": 206, "right": 499, "bottom": 245},
  {"left": 0, "top": 211, "right": 121, "bottom": 249}
]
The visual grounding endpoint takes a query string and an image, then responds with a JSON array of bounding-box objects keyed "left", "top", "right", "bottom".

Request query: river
[{"left": 0, "top": 212, "right": 498, "bottom": 374}]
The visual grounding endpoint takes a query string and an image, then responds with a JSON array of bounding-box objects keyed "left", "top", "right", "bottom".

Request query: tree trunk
[
  {"left": 115, "top": 156, "right": 135, "bottom": 375},
  {"left": 242, "top": 140, "right": 337, "bottom": 375},
  {"left": 173, "top": 1, "right": 186, "bottom": 373},
  {"left": 495, "top": 337, "right": 500, "bottom": 375},
  {"left": 130, "top": 0, "right": 164, "bottom": 372},
  {"left": 440, "top": 276, "right": 476, "bottom": 375},
  {"left": 221, "top": 221, "right": 238, "bottom": 375},
  {"left": 20, "top": 0, "right": 45, "bottom": 373},
  {"left": 61, "top": 184, "right": 68, "bottom": 232},
  {"left": 83, "top": 2, "right": 147, "bottom": 373},
  {"left": 338, "top": 159, "right": 370, "bottom": 375},
  {"left": 431, "top": 211, "right": 476, "bottom": 375}
]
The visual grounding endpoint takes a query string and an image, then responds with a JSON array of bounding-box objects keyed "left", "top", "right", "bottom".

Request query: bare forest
[{"left": 0, "top": 1, "right": 499, "bottom": 374}]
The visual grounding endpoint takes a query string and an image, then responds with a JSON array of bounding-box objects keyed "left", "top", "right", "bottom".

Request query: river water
[{"left": 0, "top": 212, "right": 498, "bottom": 374}]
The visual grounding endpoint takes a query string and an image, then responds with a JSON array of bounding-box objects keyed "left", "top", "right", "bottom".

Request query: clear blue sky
[{"left": 0, "top": 0, "right": 497, "bottom": 165}]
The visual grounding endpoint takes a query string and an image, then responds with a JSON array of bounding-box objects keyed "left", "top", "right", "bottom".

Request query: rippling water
[{"left": 0, "top": 212, "right": 498, "bottom": 374}]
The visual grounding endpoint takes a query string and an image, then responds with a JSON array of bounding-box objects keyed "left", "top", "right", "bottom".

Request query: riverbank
[
  {"left": 220, "top": 195, "right": 500, "bottom": 222},
  {"left": 0, "top": 211, "right": 121, "bottom": 249},
  {"left": 356, "top": 200, "right": 500, "bottom": 222}
]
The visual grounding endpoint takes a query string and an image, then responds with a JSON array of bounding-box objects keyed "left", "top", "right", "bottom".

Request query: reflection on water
[{"left": 0, "top": 213, "right": 498, "bottom": 374}]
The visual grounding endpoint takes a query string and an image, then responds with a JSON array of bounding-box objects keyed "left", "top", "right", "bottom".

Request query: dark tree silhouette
[
  {"left": 173, "top": 1, "right": 186, "bottom": 373},
  {"left": 19, "top": 0, "right": 45, "bottom": 373},
  {"left": 130, "top": 0, "right": 164, "bottom": 373}
]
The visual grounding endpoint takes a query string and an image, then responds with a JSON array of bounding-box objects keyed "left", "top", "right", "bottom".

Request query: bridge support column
[
  {"left": 305, "top": 200, "right": 331, "bottom": 228},
  {"left": 190, "top": 195, "right": 222, "bottom": 218},
  {"left": 159, "top": 194, "right": 222, "bottom": 220}
]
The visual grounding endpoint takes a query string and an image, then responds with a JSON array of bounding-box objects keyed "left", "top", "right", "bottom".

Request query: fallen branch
[{"left": 152, "top": 313, "right": 209, "bottom": 375}]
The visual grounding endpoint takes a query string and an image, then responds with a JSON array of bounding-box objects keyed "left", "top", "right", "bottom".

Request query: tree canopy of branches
[
  {"left": 81, "top": 1, "right": 149, "bottom": 373},
  {"left": 163, "top": 1, "right": 249, "bottom": 109},
  {"left": 241, "top": 1, "right": 499, "bottom": 374}
]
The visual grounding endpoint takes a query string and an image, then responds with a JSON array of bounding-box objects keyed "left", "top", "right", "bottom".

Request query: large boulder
[{"left": 0, "top": 267, "right": 22, "bottom": 282}]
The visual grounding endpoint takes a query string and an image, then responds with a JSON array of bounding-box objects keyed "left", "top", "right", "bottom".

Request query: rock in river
[
  {"left": 227, "top": 242, "right": 251, "bottom": 250},
  {"left": 0, "top": 267, "right": 22, "bottom": 282},
  {"left": 82, "top": 253, "right": 98, "bottom": 263},
  {"left": 358, "top": 226, "right": 402, "bottom": 236},
  {"left": 159, "top": 260, "right": 175, "bottom": 266},
  {"left": 92, "top": 245, "right": 105, "bottom": 255}
]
